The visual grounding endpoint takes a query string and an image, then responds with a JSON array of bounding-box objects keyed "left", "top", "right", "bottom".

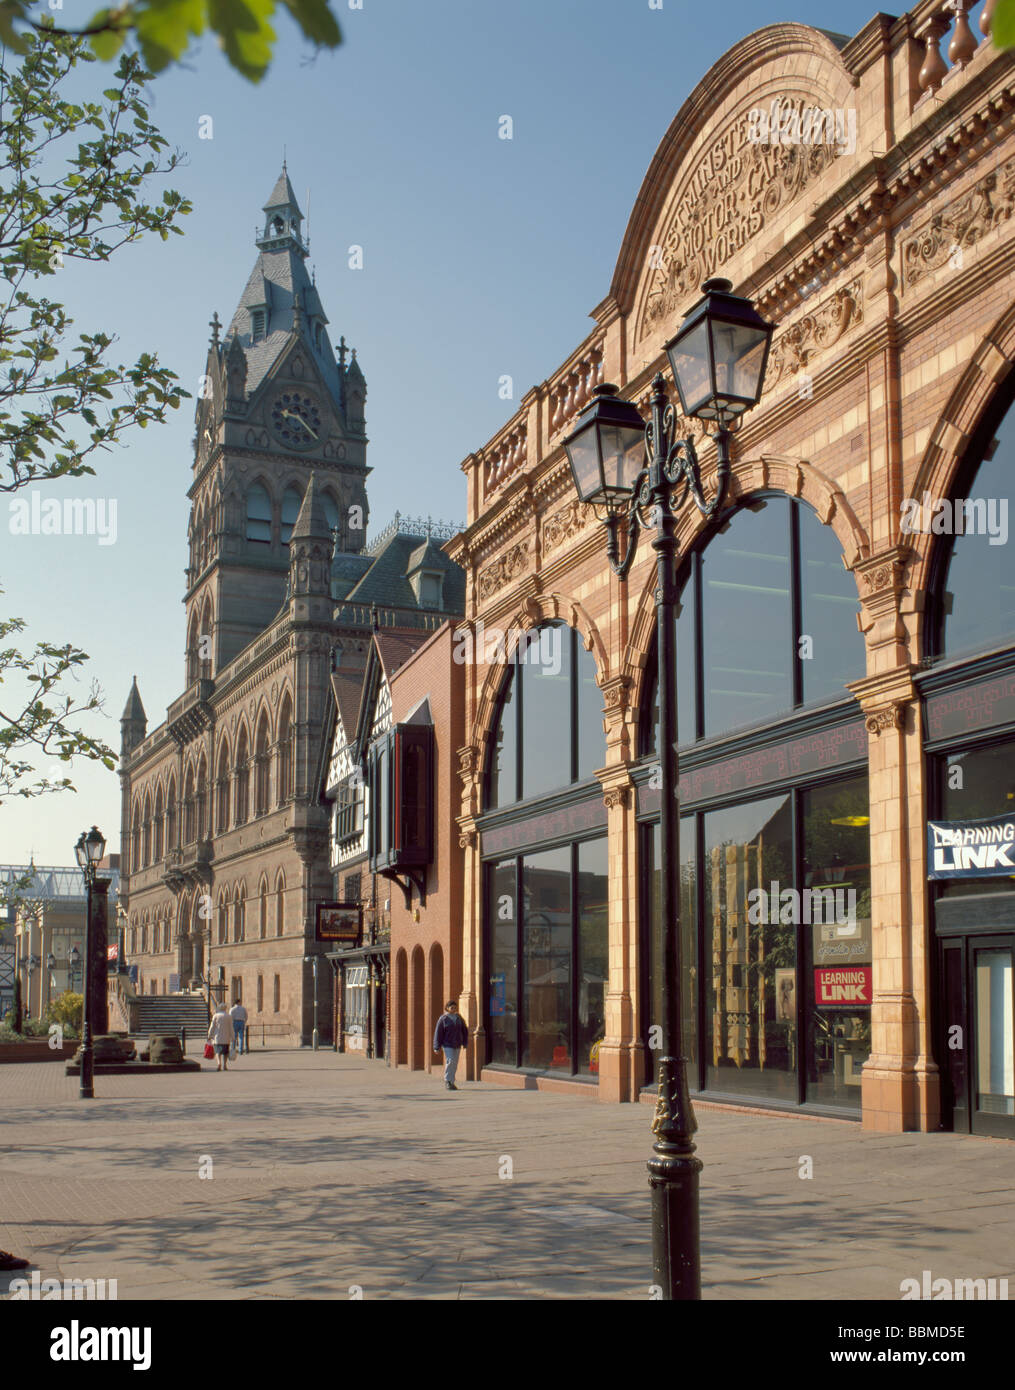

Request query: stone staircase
[{"left": 132, "top": 993, "right": 209, "bottom": 1042}]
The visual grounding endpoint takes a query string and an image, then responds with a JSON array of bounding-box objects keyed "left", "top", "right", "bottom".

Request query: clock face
[{"left": 271, "top": 391, "right": 321, "bottom": 448}]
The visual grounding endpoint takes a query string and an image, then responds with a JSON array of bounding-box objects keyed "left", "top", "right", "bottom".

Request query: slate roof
[
  {"left": 330, "top": 672, "right": 364, "bottom": 743},
  {"left": 121, "top": 675, "right": 146, "bottom": 724},
  {"left": 224, "top": 172, "right": 343, "bottom": 408},
  {"left": 374, "top": 630, "right": 430, "bottom": 680},
  {"left": 338, "top": 531, "right": 466, "bottom": 613},
  {"left": 291, "top": 473, "right": 332, "bottom": 541}
]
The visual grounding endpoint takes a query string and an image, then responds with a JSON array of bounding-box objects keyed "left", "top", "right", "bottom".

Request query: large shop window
[
  {"left": 937, "top": 739, "right": 1015, "bottom": 901},
  {"left": 488, "top": 838, "right": 608, "bottom": 1077},
  {"left": 642, "top": 498, "right": 864, "bottom": 750},
  {"left": 937, "top": 399, "right": 1015, "bottom": 659},
  {"left": 644, "top": 774, "right": 871, "bottom": 1112},
  {"left": 486, "top": 622, "right": 603, "bottom": 809}
]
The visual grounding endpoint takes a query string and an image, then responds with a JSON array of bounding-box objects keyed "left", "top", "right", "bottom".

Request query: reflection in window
[
  {"left": 646, "top": 817, "right": 696, "bottom": 1067},
  {"left": 802, "top": 776, "right": 871, "bottom": 1109},
  {"left": 577, "top": 839, "right": 608, "bottom": 1076},
  {"left": 642, "top": 498, "right": 863, "bottom": 752},
  {"left": 704, "top": 793, "right": 796, "bottom": 1102},
  {"left": 246, "top": 484, "right": 272, "bottom": 544},
  {"left": 941, "top": 420, "right": 1015, "bottom": 657},
  {"left": 485, "top": 624, "right": 603, "bottom": 809},
  {"left": 521, "top": 846, "right": 572, "bottom": 1070},
  {"left": 489, "top": 860, "right": 517, "bottom": 1066},
  {"left": 939, "top": 737, "right": 1015, "bottom": 899}
]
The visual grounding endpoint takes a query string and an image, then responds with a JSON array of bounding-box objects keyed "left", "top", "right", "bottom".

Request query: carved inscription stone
[{"left": 640, "top": 99, "right": 842, "bottom": 342}]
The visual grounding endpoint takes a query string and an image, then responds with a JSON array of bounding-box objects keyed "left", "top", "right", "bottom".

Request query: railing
[
  {"left": 366, "top": 512, "right": 464, "bottom": 552},
  {"left": 916, "top": 0, "right": 993, "bottom": 96}
]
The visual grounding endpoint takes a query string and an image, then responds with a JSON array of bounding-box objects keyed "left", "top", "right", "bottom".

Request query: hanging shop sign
[
  {"left": 927, "top": 815, "right": 1015, "bottom": 879},
  {"left": 316, "top": 901, "right": 362, "bottom": 944}
]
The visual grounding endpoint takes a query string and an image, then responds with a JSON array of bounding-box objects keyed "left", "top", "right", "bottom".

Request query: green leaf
[
  {"left": 279, "top": 0, "right": 340, "bottom": 48},
  {"left": 208, "top": 0, "right": 276, "bottom": 82},
  {"left": 90, "top": 27, "right": 128, "bottom": 61},
  {"left": 993, "top": 0, "right": 1015, "bottom": 47}
]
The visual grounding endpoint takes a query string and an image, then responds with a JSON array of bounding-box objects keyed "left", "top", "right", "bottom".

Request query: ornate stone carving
[
  {"left": 458, "top": 830, "right": 477, "bottom": 849},
  {"left": 603, "top": 786, "right": 629, "bottom": 810},
  {"left": 457, "top": 745, "right": 478, "bottom": 781},
  {"left": 902, "top": 160, "right": 1015, "bottom": 291},
  {"left": 542, "top": 498, "right": 592, "bottom": 553},
  {"left": 765, "top": 278, "right": 864, "bottom": 391},
  {"left": 861, "top": 558, "right": 906, "bottom": 593},
  {"left": 477, "top": 542, "right": 528, "bottom": 603},
  {"left": 865, "top": 703, "right": 906, "bottom": 735},
  {"left": 640, "top": 101, "right": 844, "bottom": 342}
]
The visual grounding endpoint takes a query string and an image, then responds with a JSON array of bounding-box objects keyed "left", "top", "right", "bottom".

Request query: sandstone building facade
[
  {"left": 446, "top": 3, "right": 1015, "bottom": 1136},
  {"left": 118, "top": 173, "right": 463, "bottom": 1043}
]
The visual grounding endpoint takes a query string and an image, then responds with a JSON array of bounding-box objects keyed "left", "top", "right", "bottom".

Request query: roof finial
[
  {"left": 282, "top": 146, "right": 287, "bottom": 171},
  {"left": 209, "top": 311, "right": 221, "bottom": 347},
  {"left": 338, "top": 335, "right": 347, "bottom": 369}
]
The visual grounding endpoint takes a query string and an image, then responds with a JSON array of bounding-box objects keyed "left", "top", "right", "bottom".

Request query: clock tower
[{"left": 185, "top": 166, "right": 370, "bottom": 678}]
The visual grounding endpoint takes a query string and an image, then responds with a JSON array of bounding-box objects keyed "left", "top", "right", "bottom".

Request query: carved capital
[
  {"left": 864, "top": 703, "right": 907, "bottom": 735},
  {"left": 603, "top": 786, "right": 630, "bottom": 811}
]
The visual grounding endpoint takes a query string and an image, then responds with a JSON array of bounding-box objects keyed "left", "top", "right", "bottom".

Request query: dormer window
[{"left": 251, "top": 309, "right": 266, "bottom": 343}]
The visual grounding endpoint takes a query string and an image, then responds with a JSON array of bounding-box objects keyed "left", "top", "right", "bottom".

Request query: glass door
[{"left": 970, "top": 936, "right": 1015, "bottom": 1139}]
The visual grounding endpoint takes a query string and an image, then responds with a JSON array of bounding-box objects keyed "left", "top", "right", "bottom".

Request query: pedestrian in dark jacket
[{"left": 432, "top": 1000, "right": 468, "bottom": 1090}]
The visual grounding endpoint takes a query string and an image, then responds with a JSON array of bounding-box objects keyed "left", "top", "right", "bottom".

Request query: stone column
[
  {"left": 456, "top": 743, "right": 483, "bottom": 1080},
  {"left": 597, "top": 676, "right": 641, "bottom": 1102},
  {"left": 850, "top": 551, "right": 939, "bottom": 1132}
]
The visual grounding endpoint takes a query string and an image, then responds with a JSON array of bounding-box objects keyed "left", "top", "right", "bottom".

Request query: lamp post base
[{"left": 647, "top": 1055, "right": 703, "bottom": 1299}]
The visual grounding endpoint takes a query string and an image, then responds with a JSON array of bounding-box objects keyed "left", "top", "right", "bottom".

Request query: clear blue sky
[{"left": 0, "top": 0, "right": 908, "bottom": 864}]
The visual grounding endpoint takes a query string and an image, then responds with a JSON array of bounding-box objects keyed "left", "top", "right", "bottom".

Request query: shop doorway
[{"left": 937, "top": 895, "right": 1015, "bottom": 1139}]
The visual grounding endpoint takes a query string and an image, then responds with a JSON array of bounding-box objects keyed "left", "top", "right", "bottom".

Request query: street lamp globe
[
  {"left": 84, "top": 825, "right": 106, "bottom": 865},
  {"left": 664, "top": 277, "right": 775, "bottom": 425},
  {"left": 562, "top": 383, "right": 646, "bottom": 514},
  {"left": 69, "top": 945, "right": 80, "bottom": 968},
  {"left": 46, "top": 951, "right": 56, "bottom": 972},
  {"left": 74, "top": 833, "right": 87, "bottom": 870}
]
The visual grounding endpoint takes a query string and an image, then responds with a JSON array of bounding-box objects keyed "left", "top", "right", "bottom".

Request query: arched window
[
  {"left": 276, "top": 695, "right": 293, "bottom": 803},
  {"left": 246, "top": 484, "right": 272, "bottom": 544},
  {"left": 196, "top": 754, "right": 208, "bottom": 841},
  {"left": 153, "top": 785, "right": 164, "bottom": 861},
  {"left": 485, "top": 622, "right": 603, "bottom": 810},
  {"left": 141, "top": 791, "right": 152, "bottom": 867},
  {"left": 166, "top": 775, "right": 177, "bottom": 848},
  {"left": 259, "top": 878, "right": 268, "bottom": 939},
  {"left": 275, "top": 874, "right": 285, "bottom": 936},
  {"left": 129, "top": 924, "right": 137, "bottom": 954},
  {"left": 186, "top": 612, "right": 199, "bottom": 685},
  {"left": 281, "top": 487, "right": 302, "bottom": 546},
  {"left": 183, "top": 765, "right": 196, "bottom": 844},
  {"left": 199, "top": 597, "right": 214, "bottom": 676},
  {"left": 935, "top": 395, "right": 1015, "bottom": 659},
  {"left": 322, "top": 490, "right": 340, "bottom": 536},
  {"left": 235, "top": 726, "right": 249, "bottom": 825},
  {"left": 234, "top": 888, "right": 245, "bottom": 943},
  {"left": 216, "top": 739, "right": 231, "bottom": 833},
  {"left": 641, "top": 497, "right": 864, "bottom": 752},
  {"left": 131, "top": 802, "right": 141, "bottom": 872},
  {"left": 254, "top": 711, "right": 271, "bottom": 816},
  {"left": 217, "top": 893, "right": 228, "bottom": 946}
]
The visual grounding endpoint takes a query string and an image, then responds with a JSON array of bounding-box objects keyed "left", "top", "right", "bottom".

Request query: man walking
[
  {"left": 229, "top": 998, "right": 248, "bottom": 1057},
  {"left": 432, "top": 1000, "right": 468, "bottom": 1091}
]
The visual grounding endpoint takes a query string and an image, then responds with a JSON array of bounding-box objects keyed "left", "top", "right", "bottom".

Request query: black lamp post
[
  {"left": 562, "top": 277, "right": 773, "bottom": 1300},
  {"left": 74, "top": 824, "right": 106, "bottom": 1099}
]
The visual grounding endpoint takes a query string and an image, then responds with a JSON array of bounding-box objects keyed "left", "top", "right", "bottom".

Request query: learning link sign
[
  {"left": 927, "top": 815, "right": 1015, "bottom": 879},
  {"left": 814, "top": 966, "right": 871, "bottom": 1006}
]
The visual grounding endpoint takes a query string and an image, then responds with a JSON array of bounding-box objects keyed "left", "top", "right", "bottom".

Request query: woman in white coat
[{"left": 207, "top": 1002, "right": 235, "bottom": 1071}]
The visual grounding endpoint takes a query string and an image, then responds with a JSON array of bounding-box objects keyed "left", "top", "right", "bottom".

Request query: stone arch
[
  {"left": 410, "top": 945, "right": 426, "bottom": 1070},
  {"left": 428, "top": 943, "right": 444, "bottom": 1073},
  {"left": 611, "top": 22, "right": 857, "bottom": 333},
  {"left": 908, "top": 306, "right": 1015, "bottom": 600},
  {"left": 471, "top": 591, "right": 609, "bottom": 779},
  {"left": 275, "top": 870, "right": 286, "bottom": 936},
  {"left": 394, "top": 948, "right": 408, "bottom": 1066},
  {"left": 622, "top": 456, "right": 870, "bottom": 720}
]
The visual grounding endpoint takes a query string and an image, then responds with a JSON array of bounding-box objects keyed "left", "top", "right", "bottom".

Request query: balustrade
[{"left": 918, "top": 1, "right": 991, "bottom": 97}]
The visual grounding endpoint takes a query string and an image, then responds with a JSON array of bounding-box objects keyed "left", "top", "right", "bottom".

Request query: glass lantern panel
[
  {"left": 598, "top": 423, "right": 645, "bottom": 496},
  {"left": 668, "top": 321, "right": 712, "bottom": 417},
  {"left": 711, "top": 321, "right": 768, "bottom": 412},
  {"left": 564, "top": 423, "right": 602, "bottom": 504}
]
